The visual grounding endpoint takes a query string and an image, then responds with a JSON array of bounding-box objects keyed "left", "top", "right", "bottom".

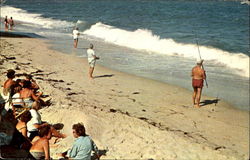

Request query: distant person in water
[
  {"left": 8, "top": 17, "right": 14, "bottom": 30},
  {"left": 87, "top": 44, "right": 99, "bottom": 79},
  {"left": 72, "top": 27, "right": 80, "bottom": 48},
  {"left": 4, "top": 16, "right": 9, "bottom": 31},
  {"left": 191, "top": 59, "right": 206, "bottom": 108}
]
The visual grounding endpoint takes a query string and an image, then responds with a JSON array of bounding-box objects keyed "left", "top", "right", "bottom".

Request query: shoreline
[{"left": 0, "top": 34, "right": 249, "bottom": 159}]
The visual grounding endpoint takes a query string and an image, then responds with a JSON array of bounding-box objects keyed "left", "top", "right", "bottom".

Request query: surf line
[{"left": 193, "top": 32, "right": 208, "bottom": 88}]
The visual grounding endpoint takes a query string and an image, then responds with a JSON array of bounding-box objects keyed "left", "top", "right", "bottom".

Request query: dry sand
[{"left": 0, "top": 36, "right": 249, "bottom": 159}]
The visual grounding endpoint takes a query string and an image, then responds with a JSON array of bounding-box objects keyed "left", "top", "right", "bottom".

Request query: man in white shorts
[
  {"left": 72, "top": 27, "right": 80, "bottom": 48},
  {"left": 87, "top": 44, "right": 99, "bottom": 79}
]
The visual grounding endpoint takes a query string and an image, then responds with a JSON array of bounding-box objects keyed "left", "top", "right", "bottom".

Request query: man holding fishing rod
[{"left": 191, "top": 59, "right": 206, "bottom": 108}]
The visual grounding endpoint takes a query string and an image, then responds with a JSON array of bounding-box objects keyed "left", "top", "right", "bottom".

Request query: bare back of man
[{"left": 191, "top": 62, "right": 206, "bottom": 108}]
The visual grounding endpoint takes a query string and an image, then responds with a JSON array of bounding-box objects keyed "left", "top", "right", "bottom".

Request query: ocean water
[{"left": 1, "top": 0, "right": 249, "bottom": 110}]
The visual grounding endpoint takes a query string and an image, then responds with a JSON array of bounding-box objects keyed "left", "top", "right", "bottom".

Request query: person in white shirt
[
  {"left": 72, "top": 27, "right": 80, "bottom": 48},
  {"left": 87, "top": 44, "right": 99, "bottom": 79}
]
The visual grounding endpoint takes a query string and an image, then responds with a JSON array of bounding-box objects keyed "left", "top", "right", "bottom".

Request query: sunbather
[
  {"left": 30, "top": 125, "right": 51, "bottom": 160},
  {"left": 19, "top": 81, "right": 42, "bottom": 108}
]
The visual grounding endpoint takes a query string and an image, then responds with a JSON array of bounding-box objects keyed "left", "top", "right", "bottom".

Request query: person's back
[
  {"left": 9, "top": 17, "right": 14, "bottom": 26},
  {"left": 192, "top": 66, "right": 205, "bottom": 80},
  {"left": 30, "top": 126, "right": 51, "bottom": 160},
  {"left": 69, "top": 136, "right": 93, "bottom": 159},
  {"left": 20, "top": 88, "right": 33, "bottom": 99}
]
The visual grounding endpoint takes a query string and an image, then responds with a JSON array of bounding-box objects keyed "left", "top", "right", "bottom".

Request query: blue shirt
[{"left": 67, "top": 136, "right": 98, "bottom": 160}]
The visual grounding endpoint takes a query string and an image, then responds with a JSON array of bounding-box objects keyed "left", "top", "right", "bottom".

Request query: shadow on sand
[
  {"left": 94, "top": 74, "right": 114, "bottom": 79},
  {"left": 200, "top": 98, "right": 220, "bottom": 107}
]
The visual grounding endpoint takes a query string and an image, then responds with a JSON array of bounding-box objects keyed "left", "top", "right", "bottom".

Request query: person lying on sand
[{"left": 59, "top": 123, "right": 99, "bottom": 160}]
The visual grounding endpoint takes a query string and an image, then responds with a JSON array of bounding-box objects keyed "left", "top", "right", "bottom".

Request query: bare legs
[
  {"left": 89, "top": 67, "right": 95, "bottom": 79},
  {"left": 74, "top": 39, "right": 78, "bottom": 48},
  {"left": 192, "top": 87, "right": 202, "bottom": 108}
]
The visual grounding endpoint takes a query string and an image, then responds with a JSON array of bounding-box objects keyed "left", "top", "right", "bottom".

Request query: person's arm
[
  {"left": 31, "top": 79, "right": 39, "bottom": 90},
  {"left": 33, "top": 122, "right": 49, "bottom": 129},
  {"left": 191, "top": 68, "right": 194, "bottom": 77},
  {"left": 21, "top": 127, "right": 28, "bottom": 138},
  {"left": 43, "top": 139, "right": 50, "bottom": 160},
  {"left": 93, "top": 55, "right": 99, "bottom": 60},
  {"left": 31, "top": 91, "right": 42, "bottom": 101},
  {"left": 67, "top": 142, "right": 78, "bottom": 158}
]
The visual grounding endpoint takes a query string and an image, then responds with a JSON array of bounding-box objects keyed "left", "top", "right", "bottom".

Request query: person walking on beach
[
  {"left": 4, "top": 16, "right": 9, "bottom": 31},
  {"left": 87, "top": 44, "right": 99, "bottom": 79},
  {"left": 191, "top": 59, "right": 206, "bottom": 108},
  {"left": 8, "top": 17, "right": 14, "bottom": 30},
  {"left": 72, "top": 27, "right": 80, "bottom": 48}
]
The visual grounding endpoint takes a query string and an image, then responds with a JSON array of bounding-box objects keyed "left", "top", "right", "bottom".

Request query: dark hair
[
  {"left": 38, "top": 125, "right": 50, "bottom": 137},
  {"left": 7, "top": 69, "right": 15, "bottom": 79},
  {"left": 25, "top": 74, "right": 32, "bottom": 80},
  {"left": 23, "top": 80, "right": 31, "bottom": 88},
  {"left": 72, "top": 123, "right": 86, "bottom": 136},
  {"left": 20, "top": 111, "right": 32, "bottom": 123},
  {"left": 10, "top": 83, "right": 22, "bottom": 96},
  {"left": 16, "top": 79, "right": 22, "bottom": 83}
]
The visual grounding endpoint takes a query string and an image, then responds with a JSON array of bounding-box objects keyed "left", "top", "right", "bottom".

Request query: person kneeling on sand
[
  {"left": 27, "top": 101, "right": 66, "bottom": 141},
  {"left": 30, "top": 125, "right": 51, "bottom": 160},
  {"left": 59, "top": 123, "right": 99, "bottom": 160}
]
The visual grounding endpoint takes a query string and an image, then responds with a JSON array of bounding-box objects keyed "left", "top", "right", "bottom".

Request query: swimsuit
[
  {"left": 23, "top": 98, "right": 34, "bottom": 108},
  {"left": 30, "top": 151, "right": 45, "bottom": 159},
  {"left": 192, "top": 79, "right": 204, "bottom": 88}
]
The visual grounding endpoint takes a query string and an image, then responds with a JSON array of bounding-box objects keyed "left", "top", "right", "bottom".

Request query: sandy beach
[{"left": 0, "top": 35, "right": 249, "bottom": 159}]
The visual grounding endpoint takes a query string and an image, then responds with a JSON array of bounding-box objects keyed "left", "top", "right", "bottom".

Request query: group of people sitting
[{"left": 0, "top": 69, "right": 100, "bottom": 160}]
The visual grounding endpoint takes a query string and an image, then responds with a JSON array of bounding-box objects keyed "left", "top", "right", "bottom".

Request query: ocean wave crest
[
  {"left": 1, "top": 6, "right": 74, "bottom": 29},
  {"left": 84, "top": 22, "right": 249, "bottom": 77}
]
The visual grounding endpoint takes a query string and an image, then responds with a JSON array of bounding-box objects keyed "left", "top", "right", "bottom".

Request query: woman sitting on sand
[
  {"left": 16, "top": 111, "right": 32, "bottom": 138},
  {"left": 30, "top": 125, "right": 51, "bottom": 160},
  {"left": 27, "top": 101, "right": 66, "bottom": 141},
  {"left": 19, "top": 80, "right": 42, "bottom": 108}
]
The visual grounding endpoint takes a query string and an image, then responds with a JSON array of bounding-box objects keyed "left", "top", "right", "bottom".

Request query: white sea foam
[
  {"left": 84, "top": 22, "right": 249, "bottom": 77},
  {"left": 1, "top": 6, "right": 74, "bottom": 29}
]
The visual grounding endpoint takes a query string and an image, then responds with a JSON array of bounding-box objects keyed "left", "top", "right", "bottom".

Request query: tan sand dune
[{"left": 0, "top": 37, "right": 249, "bottom": 159}]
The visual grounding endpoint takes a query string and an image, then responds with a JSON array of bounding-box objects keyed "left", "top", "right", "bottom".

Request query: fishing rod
[{"left": 194, "top": 33, "right": 208, "bottom": 88}]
